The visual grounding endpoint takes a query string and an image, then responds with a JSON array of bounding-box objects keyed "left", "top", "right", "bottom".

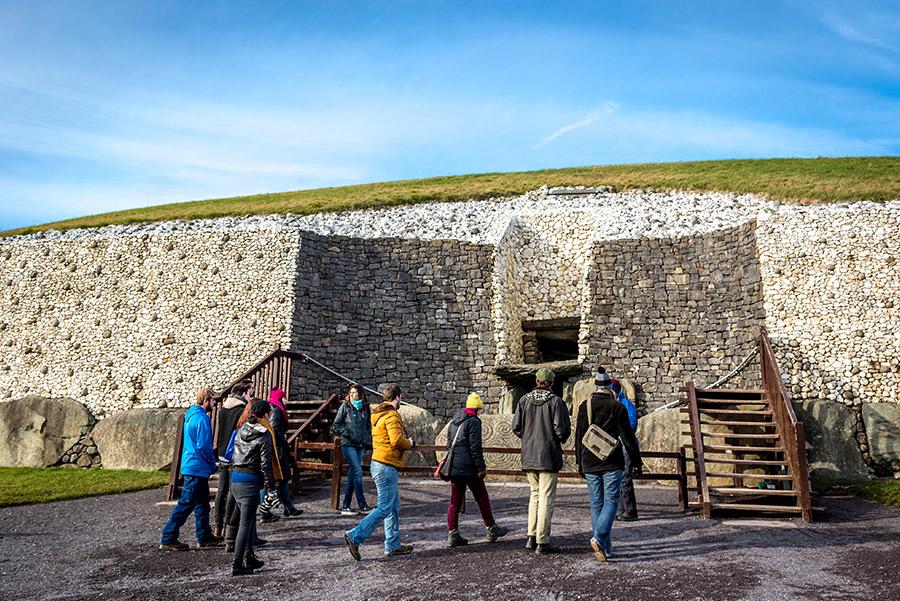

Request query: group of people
[
  {"left": 340, "top": 365, "right": 642, "bottom": 563},
  {"left": 159, "top": 381, "right": 302, "bottom": 576},
  {"left": 159, "top": 363, "right": 643, "bottom": 574}
]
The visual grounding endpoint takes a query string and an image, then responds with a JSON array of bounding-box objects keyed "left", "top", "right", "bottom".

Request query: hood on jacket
[
  {"left": 451, "top": 408, "right": 476, "bottom": 425},
  {"left": 239, "top": 421, "right": 267, "bottom": 443},
  {"left": 371, "top": 402, "right": 398, "bottom": 416},
  {"left": 185, "top": 404, "right": 208, "bottom": 424},
  {"left": 524, "top": 388, "right": 556, "bottom": 406},
  {"left": 223, "top": 395, "right": 246, "bottom": 410}
]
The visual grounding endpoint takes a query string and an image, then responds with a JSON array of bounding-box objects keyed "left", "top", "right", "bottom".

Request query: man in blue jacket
[{"left": 160, "top": 388, "right": 220, "bottom": 550}]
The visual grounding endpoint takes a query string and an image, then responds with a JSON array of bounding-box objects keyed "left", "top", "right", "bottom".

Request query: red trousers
[{"left": 447, "top": 476, "right": 495, "bottom": 531}]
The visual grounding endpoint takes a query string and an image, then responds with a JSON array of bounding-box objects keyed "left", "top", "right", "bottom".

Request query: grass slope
[
  {"left": 855, "top": 480, "right": 900, "bottom": 509},
  {"left": 0, "top": 467, "right": 168, "bottom": 507},
  {"left": 5, "top": 157, "right": 899, "bottom": 237}
]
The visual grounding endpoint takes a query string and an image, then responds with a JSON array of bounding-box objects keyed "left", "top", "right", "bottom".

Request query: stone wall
[
  {"left": 0, "top": 225, "right": 298, "bottom": 416},
  {"left": 583, "top": 222, "right": 765, "bottom": 410},
  {"left": 291, "top": 232, "right": 502, "bottom": 418}
]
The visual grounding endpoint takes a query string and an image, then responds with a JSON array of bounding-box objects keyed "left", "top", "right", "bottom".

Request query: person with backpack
[
  {"left": 610, "top": 378, "right": 640, "bottom": 521},
  {"left": 230, "top": 400, "right": 279, "bottom": 576},
  {"left": 213, "top": 382, "right": 252, "bottom": 538},
  {"left": 444, "top": 393, "right": 509, "bottom": 547},
  {"left": 575, "top": 371, "right": 643, "bottom": 562},
  {"left": 160, "top": 388, "right": 221, "bottom": 551},
  {"left": 512, "top": 368, "right": 571, "bottom": 555},
  {"left": 343, "top": 384, "right": 415, "bottom": 560},
  {"left": 331, "top": 384, "right": 373, "bottom": 516}
]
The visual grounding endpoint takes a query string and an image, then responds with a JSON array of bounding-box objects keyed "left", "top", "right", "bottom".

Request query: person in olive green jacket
[{"left": 343, "top": 384, "right": 415, "bottom": 560}]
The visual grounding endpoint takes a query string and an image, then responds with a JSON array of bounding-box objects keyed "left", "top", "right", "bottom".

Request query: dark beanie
[{"left": 251, "top": 400, "right": 271, "bottom": 418}]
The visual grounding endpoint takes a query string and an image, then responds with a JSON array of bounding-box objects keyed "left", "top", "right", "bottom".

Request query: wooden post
[
  {"left": 330, "top": 440, "right": 344, "bottom": 510},
  {"left": 676, "top": 446, "right": 689, "bottom": 512},
  {"left": 165, "top": 413, "right": 185, "bottom": 501},
  {"left": 686, "top": 381, "right": 711, "bottom": 519}
]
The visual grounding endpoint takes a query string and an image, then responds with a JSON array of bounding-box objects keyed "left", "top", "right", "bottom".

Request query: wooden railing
[
  {"left": 287, "top": 394, "right": 342, "bottom": 450},
  {"left": 758, "top": 327, "right": 812, "bottom": 522},
  {"left": 685, "top": 381, "right": 711, "bottom": 518},
  {"left": 310, "top": 443, "right": 688, "bottom": 511}
]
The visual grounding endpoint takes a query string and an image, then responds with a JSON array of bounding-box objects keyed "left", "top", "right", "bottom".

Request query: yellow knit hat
[{"left": 466, "top": 392, "right": 484, "bottom": 409}]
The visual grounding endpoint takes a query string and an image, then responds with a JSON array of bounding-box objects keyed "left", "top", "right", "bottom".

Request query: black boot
[
  {"left": 246, "top": 554, "right": 264, "bottom": 570},
  {"left": 231, "top": 563, "right": 254, "bottom": 577}
]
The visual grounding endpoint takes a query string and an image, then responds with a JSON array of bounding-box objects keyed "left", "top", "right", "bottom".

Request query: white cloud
[{"left": 534, "top": 102, "right": 618, "bottom": 148}]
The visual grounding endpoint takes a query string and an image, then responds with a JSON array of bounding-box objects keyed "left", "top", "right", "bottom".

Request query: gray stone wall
[
  {"left": 583, "top": 222, "right": 765, "bottom": 410},
  {"left": 291, "top": 232, "right": 502, "bottom": 418}
]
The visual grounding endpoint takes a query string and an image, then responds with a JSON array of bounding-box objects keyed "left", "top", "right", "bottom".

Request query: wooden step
[
  {"left": 710, "top": 503, "right": 802, "bottom": 514},
  {"left": 681, "top": 408, "right": 772, "bottom": 416},
  {"left": 704, "top": 471, "right": 794, "bottom": 480},
  {"left": 702, "top": 457, "right": 788, "bottom": 466},
  {"left": 681, "top": 419, "right": 776, "bottom": 427},
  {"left": 681, "top": 432, "right": 781, "bottom": 439},
  {"left": 703, "top": 445, "right": 785, "bottom": 453},
  {"left": 709, "top": 487, "right": 797, "bottom": 496},
  {"left": 698, "top": 399, "right": 769, "bottom": 406},
  {"left": 695, "top": 388, "right": 764, "bottom": 400}
]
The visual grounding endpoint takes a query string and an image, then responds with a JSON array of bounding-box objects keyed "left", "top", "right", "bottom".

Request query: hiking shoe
[
  {"left": 384, "top": 545, "right": 414, "bottom": 557},
  {"left": 448, "top": 529, "right": 468, "bottom": 547},
  {"left": 535, "top": 543, "right": 562, "bottom": 555},
  {"left": 284, "top": 507, "right": 304, "bottom": 517},
  {"left": 486, "top": 524, "right": 509, "bottom": 543},
  {"left": 246, "top": 555, "right": 265, "bottom": 570},
  {"left": 196, "top": 535, "right": 224, "bottom": 548},
  {"left": 616, "top": 513, "right": 638, "bottom": 522},
  {"left": 344, "top": 532, "right": 361, "bottom": 561},
  {"left": 159, "top": 541, "right": 189, "bottom": 551},
  {"left": 231, "top": 564, "right": 254, "bottom": 577},
  {"left": 259, "top": 512, "right": 280, "bottom": 523},
  {"left": 340, "top": 507, "right": 356, "bottom": 516},
  {"left": 358, "top": 505, "right": 373, "bottom": 514},
  {"left": 524, "top": 536, "right": 536, "bottom": 551},
  {"left": 590, "top": 538, "right": 607, "bottom": 562}
]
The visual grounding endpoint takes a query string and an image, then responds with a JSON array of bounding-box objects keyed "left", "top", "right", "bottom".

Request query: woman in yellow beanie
[{"left": 443, "top": 392, "right": 508, "bottom": 547}]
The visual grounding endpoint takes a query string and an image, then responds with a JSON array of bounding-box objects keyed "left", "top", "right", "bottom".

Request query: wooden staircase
[{"left": 681, "top": 329, "right": 813, "bottom": 521}]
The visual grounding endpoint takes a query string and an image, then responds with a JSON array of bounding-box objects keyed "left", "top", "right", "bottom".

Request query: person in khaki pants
[{"left": 512, "top": 368, "right": 571, "bottom": 554}]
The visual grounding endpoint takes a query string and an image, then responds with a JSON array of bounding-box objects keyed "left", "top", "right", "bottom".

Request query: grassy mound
[
  {"left": 855, "top": 480, "right": 900, "bottom": 509},
  {"left": 5, "top": 157, "right": 899, "bottom": 237},
  {"left": 0, "top": 467, "right": 168, "bottom": 506}
]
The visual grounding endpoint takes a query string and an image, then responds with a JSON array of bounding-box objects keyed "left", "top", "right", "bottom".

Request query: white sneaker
[{"left": 340, "top": 508, "right": 356, "bottom": 516}]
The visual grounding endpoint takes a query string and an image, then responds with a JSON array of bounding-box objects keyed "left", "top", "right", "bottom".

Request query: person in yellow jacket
[{"left": 343, "top": 384, "right": 415, "bottom": 560}]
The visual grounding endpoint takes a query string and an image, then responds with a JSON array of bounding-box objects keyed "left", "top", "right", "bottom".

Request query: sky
[{"left": 0, "top": 0, "right": 898, "bottom": 230}]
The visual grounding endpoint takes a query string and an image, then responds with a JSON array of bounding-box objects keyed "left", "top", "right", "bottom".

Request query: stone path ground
[{"left": 1, "top": 481, "right": 898, "bottom": 601}]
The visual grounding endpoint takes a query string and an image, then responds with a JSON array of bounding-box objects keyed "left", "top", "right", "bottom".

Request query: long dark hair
[{"left": 345, "top": 384, "right": 368, "bottom": 408}]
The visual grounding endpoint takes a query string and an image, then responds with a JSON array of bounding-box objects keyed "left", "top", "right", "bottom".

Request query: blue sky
[{"left": 1, "top": 0, "right": 898, "bottom": 230}]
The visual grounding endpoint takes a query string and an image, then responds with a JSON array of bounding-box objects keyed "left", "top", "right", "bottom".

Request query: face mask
[{"left": 351, "top": 399, "right": 364, "bottom": 411}]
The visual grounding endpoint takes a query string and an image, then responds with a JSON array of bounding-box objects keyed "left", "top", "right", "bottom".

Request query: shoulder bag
[
  {"left": 581, "top": 396, "right": 618, "bottom": 461},
  {"left": 434, "top": 420, "right": 464, "bottom": 481}
]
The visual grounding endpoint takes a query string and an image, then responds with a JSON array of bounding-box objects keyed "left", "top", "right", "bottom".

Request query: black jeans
[
  {"left": 231, "top": 482, "right": 260, "bottom": 565},
  {"left": 214, "top": 464, "right": 232, "bottom": 531},
  {"left": 618, "top": 445, "right": 638, "bottom": 518}
]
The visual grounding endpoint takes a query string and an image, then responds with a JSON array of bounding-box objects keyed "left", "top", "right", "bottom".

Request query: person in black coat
[
  {"left": 444, "top": 393, "right": 509, "bottom": 547},
  {"left": 574, "top": 377, "right": 643, "bottom": 563}
]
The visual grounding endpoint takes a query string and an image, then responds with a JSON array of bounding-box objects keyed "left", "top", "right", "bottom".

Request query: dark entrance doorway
[{"left": 521, "top": 317, "right": 580, "bottom": 364}]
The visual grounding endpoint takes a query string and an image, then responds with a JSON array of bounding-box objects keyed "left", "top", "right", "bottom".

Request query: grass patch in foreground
[
  {"left": 0, "top": 467, "right": 168, "bottom": 507},
  {"left": 5, "top": 157, "right": 899, "bottom": 236},
  {"left": 854, "top": 480, "right": 900, "bottom": 508}
]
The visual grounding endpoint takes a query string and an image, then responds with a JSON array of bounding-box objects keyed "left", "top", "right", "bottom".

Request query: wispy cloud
[{"left": 534, "top": 102, "right": 618, "bottom": 148}]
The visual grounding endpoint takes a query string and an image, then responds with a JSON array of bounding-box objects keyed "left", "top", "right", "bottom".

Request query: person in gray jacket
[{"left": 512, "top": 367, "right": 571, "bottom": 555}]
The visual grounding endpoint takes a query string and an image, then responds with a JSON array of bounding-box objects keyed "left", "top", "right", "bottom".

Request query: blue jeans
[
  {"left": 347, "top": 461, "right": 400, "bottom": 553},
  {"left": 585, "top": 469, "right": 623, "bottom": 556},
  {"left": 342, "top": 445, "right": 368, "bottom": 509},
  {"left": 161, "top": 475, "right": 213, "bottom": 544}
]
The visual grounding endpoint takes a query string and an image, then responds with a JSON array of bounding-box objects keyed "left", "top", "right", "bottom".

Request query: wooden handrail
[
  {"left": 686, "top": 380, "right": 712, "bottom": 518},
  {"left": 758, "top": 327, "right": 812, "bottom": 522}
]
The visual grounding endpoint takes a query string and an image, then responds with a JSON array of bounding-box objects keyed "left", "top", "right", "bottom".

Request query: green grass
[
  {"left": 4, "top": 157, "right": 900, "bottom": 237},
  {"left": 0, "top": 467, "right": 169, "bottom": 507},
  {"left": 854, "top": 480, "right": 900, "bottom": 508}
]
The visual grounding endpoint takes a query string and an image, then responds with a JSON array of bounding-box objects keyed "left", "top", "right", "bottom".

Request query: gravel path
[{"left": 1, "top": 481, "right": 898, "bottom": 601}]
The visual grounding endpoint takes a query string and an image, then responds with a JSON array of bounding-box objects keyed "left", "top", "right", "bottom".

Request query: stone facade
[{"left": 583, "top": 222, "right": 765, "bottom": 409}]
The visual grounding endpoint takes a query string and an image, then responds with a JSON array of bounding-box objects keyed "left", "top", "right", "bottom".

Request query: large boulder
[
  {"left": 91, "top": 408, "right": 183, "bottom": 471},
  {"left": 794, "top": 400, "right": 870, "bottom": 489},
  {"left": 862, "top": 403, "right": 900, "bottom": 476},
  {"left": 635, "top": 407, "right": 683, "bottom": 477},
  {"left": 0, "top": 396, "right": 94, "bottom": 467},
  {"left": 398, "top": 404, "right": 440, "bottom": 467}
]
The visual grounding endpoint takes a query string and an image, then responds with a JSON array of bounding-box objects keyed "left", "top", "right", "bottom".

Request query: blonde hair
[{"left": 195, "top": 387, "right": 212, "bottom": 404}]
